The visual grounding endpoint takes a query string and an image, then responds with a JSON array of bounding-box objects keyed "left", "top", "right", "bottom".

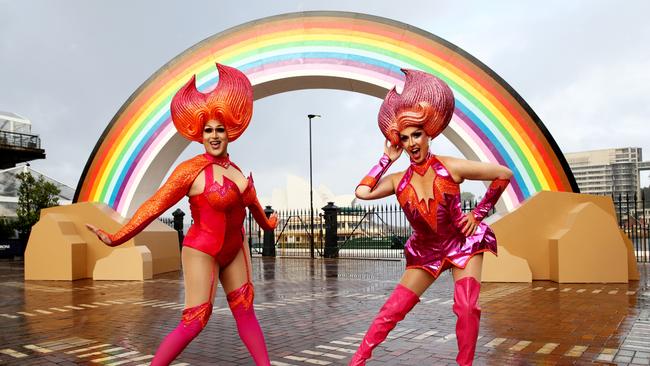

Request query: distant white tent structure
[
  {"left": 0, "top": 165, "right": 74, "bottom": 217},
  {"left": 262, "top": 174, "right": 355, "bottom": 211}
]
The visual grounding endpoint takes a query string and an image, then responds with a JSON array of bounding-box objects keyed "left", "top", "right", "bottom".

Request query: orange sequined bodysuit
[{"left": 102, "top": 153, "right": 276, "bottom": 266}]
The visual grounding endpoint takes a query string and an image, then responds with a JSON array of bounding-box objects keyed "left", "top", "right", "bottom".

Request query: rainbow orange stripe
[{"left": 75, "top": 11, "right": 577, "bottom": 215}]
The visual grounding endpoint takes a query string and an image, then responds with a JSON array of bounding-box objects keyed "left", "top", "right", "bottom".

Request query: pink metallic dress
[{"left": 396, "top": 155, "right": 498, "bottom": 278}]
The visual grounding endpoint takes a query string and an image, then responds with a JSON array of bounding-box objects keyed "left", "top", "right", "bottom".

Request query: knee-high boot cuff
[
  {"left": 349, "top": 284, "right": 420, "bottom": 365},
  {"left": 151, "top": 301, "right": 212, "bottom": 366},
  {"left": 453, "top": 277, "right": 481, "bottom": 366}
]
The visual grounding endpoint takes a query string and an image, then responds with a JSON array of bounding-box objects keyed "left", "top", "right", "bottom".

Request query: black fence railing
[
  {"left": 159, "top": 195, "right": 649, "bottom": 262},
  {"left": 613, "top": 193, "right": 649, "bottom": 263},
  {"left": 236, "top": 200, "right": 486, "bottom": 260},
  {"left": 0, "top": 130, "right": 42, "bottom": 150}
]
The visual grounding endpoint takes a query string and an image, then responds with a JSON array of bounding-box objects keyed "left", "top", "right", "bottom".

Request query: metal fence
[
  {"left": 0, "top": 130, "right": 41, "bottom": 149},
  {"left": 613, "top": 193, "right": 649, "bottom": 263},
  {"left": 244, "top": 208, "right": 324, "bottom": 258},
  {"left": 239, "top": 201, "right": 485, "bottom": 260},
  {"left": 160, "top": 194, "right": 649, "bottom": 262}
]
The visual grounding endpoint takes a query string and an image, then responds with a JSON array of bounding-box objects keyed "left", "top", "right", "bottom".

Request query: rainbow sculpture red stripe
[{"left": 75, "top": 11, "right": 578, "bottom": 216}]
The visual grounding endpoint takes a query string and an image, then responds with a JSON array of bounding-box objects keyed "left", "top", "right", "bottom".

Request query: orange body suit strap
[
  {"left": 241, "top": 174, "right": 277, "bottom": 231},
  {"left": 103, "top": 155, "right": 211, "bottom": 246}
]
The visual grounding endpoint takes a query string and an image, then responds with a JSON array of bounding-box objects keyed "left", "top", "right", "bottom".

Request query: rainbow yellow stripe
[{"left": 75, "top": 11, "right": 578, "bottom": 215}]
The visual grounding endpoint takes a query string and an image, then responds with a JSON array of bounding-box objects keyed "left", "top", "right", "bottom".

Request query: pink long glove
[
  {"left": 357, "top": 153, "right": 393, "bottom": 191},
  {"left": 472, "top": 178, "right": 510, "bottom": 221}
]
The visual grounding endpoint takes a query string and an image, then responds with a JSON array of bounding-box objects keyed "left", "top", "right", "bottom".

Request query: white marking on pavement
[
  {"left": 595, "top": 348, "right": 617, "bottom": 361},
  {"left": 316, "top": 345, "right": 355, "bottom": 354},
  {"left": 24, "top": 344, "right": 52, "bottom": 353},
  {"left": 509, "top": 340, "right": 531, "bottom": 351},
  {"left": 564, "top": 345, "right": 588, "bottom": 357},
  {"left": 301, "top": 349, "right": 346, "bottom": 359},
  {"left": 536, "top": 343, "right": 559, "bottom": 354},
  {"left": 0, "top": 349, "right": 28, "bottom": 358},
  {"left": 64, "top": 305, "right": 84, "bottom": 310},
  {"left": 284, "top": 355, "right": 331, "bottom": 365},
  {"left": 413, "top": 330, "right": 438, "bottom": 340},
  {"left": 484, "top": 338, "right": 507, "bottom": 348},
  {"left": 91, "top": 350, "right": 140, "bottom": 362},
  {"left": 65, "top": 343, "right": 111, "bottom": 354}
]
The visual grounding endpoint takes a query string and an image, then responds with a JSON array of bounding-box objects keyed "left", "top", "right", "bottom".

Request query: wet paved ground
[{"left": 0, "top": 258, "right": 648, "bottom": 366}]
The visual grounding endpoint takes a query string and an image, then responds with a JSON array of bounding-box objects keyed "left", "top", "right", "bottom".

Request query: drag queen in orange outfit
[
  {"left": 349, "top": 69, "right": 512, "bottom": 366},
  {"left": 87, "top": 64, "right": 277, "bottom": 366}
]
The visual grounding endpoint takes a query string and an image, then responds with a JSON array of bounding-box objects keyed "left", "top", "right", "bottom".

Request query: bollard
[
  {"left": 172, "top": 208, "right": 185, "bottom": 250},
  {"left": 262, "top": 205, "right": 276, "bottom": 257},
  {"left": 322, "top": 202, "right": 340, "bottom": 258}
]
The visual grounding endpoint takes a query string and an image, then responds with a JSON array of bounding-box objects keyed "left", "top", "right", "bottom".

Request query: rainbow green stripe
[{"left": 75, "top": 11, "right": 578, "bottom": 215}]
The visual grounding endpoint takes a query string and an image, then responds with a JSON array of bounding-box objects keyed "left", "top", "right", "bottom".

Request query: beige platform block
[
  {"left": 25, "top": 213, "right": 88, "bottom": 280},
  {"left": 482, "top": 245, "right": 532, "bottom": 283},
  {"left": 548, "top": 202, "right": 627, "bottom": 283},
  {"left": 94, "top": 246, "right": 153, "bottom": 281},
  {"left": 25, "top": 202, "right": 180, "bottom": 281},
  {"left": 485, "top": 191, "right": 635, "bottom": 283}
]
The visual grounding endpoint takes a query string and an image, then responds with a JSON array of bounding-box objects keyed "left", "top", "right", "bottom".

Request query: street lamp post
[{"left": 307, "top": 114, "right": 321, "bottom": 259}]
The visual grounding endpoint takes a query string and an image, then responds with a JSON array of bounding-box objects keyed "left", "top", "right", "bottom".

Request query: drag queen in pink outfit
[
  {"left": 349, "top": 69, "right": 512, "bottom": 366},
  {"left": 87, "top": 64, "right": 277, "bottom": 365}
]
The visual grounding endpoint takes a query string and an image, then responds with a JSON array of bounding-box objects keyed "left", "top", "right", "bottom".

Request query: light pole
[{"left": 307, "top": 114, "right": 321, "bottom": 259}]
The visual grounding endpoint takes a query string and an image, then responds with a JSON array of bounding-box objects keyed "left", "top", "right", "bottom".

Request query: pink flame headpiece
[
  {"left": 378, "top": 69, "right": 455, "bottom": 146},
  {"left": 171, "top": 63, "right": 253, "bottom": 142}
]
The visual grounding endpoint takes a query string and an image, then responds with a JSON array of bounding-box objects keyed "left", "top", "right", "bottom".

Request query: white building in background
[
  {"left": 0, "top": 165, "right": 74, "bottom": 217},
  {"left": 565, "top": 147, "right": 650, "bottom": 199},
  {"left": 262, "top": 174, "right": 356, "bottom": 211}
]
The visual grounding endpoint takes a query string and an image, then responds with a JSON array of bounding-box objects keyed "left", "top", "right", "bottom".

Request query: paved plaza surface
[{"left": 0, "top": 258, "right": 649, "bottom": 366}]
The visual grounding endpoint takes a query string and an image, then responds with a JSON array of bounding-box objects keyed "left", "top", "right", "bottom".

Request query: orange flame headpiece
[
  {"left": 378, "top": 69, "right": 455, "bottom": 146},
  {"left": 171, "top": 63, "right": 253, "bottom": 142}
]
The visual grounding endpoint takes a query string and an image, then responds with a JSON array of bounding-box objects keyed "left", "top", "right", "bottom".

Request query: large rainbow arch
[{"left": 74, "top": 11, "right": 578, "bottom": 216}]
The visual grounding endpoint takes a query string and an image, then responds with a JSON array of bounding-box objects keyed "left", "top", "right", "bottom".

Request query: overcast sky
[{"left": 2, "top": 0, "right": 649, "bottom": 213}]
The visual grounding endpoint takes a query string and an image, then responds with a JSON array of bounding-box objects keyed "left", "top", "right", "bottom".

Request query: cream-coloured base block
[
  {"left": 481, "top": 246, "right": 533, "bottom": 282},
  {"left": 549, "top": 202, "right": 627, "bottom": 283},
  {"left": 484, "top": 191, "right": 635, "bottom": 283},
  {"left": 94, "top": 246, "right": 153, "bottom": 281},
  {"left": 482, "top": 245, "right": 532, "bottom": 283},
  {"left": 25, "top": 202, "right": 180, "bottom": 281}
]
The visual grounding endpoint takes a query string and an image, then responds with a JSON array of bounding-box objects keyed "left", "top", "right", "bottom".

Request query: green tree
[
  {"left": 0, "top": 217, "right": 16, "bottom": 239},
  {"left": 15, "top": 171, "right": 60, "bottom": 238}
]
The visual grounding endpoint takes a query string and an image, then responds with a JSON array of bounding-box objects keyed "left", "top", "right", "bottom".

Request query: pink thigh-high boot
[
  {"left": 453, "top": 276, "right": 481, "bottom": 366},
  {"left": 349, "top": 284, "right": 420, "bottom": 366},
  {"left": 227, "top": 282, "right": 270, "bottom": 366},
  {"left": 150, "top": 301, "right": 212, "bottom": 366}
]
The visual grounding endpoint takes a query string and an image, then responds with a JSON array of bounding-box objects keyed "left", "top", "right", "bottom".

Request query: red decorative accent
[
  {"left": 171, "top": 63, "right": 253, "bottom": 142},
  {"left": 397, "top": 155, "right": 459, "bottom": 232},
  {"left": 202, "top": 153, "right": 231, "bottom": 169},
  {"left": 227, "top": 282, "right": 255, "bottom": 311},
  {"left": 359, "top": 176, "right": 378, "bottom": 188},
  {"left": 378, "top": 69, "right": 455, "bottom": 146},
  {"left": 181, "top": 302, "right": 213, "bottom": 328}
]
